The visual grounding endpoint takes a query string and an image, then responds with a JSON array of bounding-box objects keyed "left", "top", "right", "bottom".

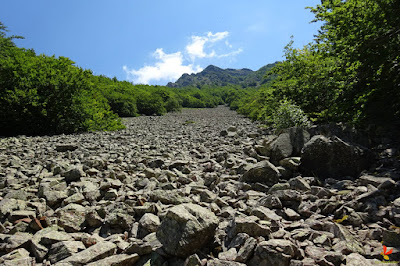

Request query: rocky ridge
[
  {"left": 166, "top": 63, "right": 276, "bottom": 88},
  {"left": 0, "top": 106, "right": 400, "bottom": 265}
]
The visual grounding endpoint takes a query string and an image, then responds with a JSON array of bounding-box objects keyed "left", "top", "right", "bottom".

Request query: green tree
[
  {"left": 0, "top": 22, "right": 124, "bottom": 136},
  {"left": 309, "top": 0, "right": 400, "bottom": 124}
]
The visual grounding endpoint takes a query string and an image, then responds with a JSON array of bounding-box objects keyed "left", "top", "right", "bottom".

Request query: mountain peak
[{"left": 167, "top": 63, "right": 277, "bottom": 88}]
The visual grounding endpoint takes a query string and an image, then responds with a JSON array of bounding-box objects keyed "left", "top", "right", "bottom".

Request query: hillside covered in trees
[
  {"left": 1, "top": 0, "right": 399, "bottom": 137},
  {"left": 167, "top": 63, "right": 276, "bottom": 88}
]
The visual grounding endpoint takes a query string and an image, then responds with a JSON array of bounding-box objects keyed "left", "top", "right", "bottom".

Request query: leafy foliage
[
  {"left": 272, "top": 99, "right": 310, "bottom": 130},
  {"left": 234, "top": 0, "right": 400, "bottom": 128},
  {"left": 309, "top": 0, "right": 400, "bottom": 124},
  {"left": 0, "top": 37, "right": 124, "bottom": 136}
]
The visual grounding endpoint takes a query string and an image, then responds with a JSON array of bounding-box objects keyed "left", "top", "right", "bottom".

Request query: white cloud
[
  {"left": 186, "top": 31, "right": 230, "bottom": 60},
  {"left": 217, "top": 48, "right": 243, "bottom": 58},
  {"left": 124, "top": 31, "right": 242, "bottom": 85},
  {"left": 123, "top": 48, "right": 202, "bottom": 84}
]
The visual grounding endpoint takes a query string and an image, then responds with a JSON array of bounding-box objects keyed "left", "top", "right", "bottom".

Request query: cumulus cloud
[
  {"left": 124, "top": 31, "right": 242, "bottom": 85},
  {"left": 123, "top": 49, "right": 202, "bottom": 85},
  {"left": 186, "top": 31, "right": 230, "bottom": 60}
]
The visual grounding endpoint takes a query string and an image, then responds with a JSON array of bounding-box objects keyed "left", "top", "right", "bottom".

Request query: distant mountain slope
[{"left": 167, "top": 62, "right": 277, "bottom": 88}]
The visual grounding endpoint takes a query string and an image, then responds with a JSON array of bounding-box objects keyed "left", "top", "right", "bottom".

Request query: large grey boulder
[
  {"left": 267, "top": 127, "right": 310, "bottom": 164},
  {"left": 269, "top": 133, "right": 293, "bottom": 164},
  {"left": 156, "top": 203, "right": 219, "bottom": 257},
  {"left": 241, "top": 160, "right": 280, "bottom": 186},
  {"left": 249, "top": 239, "right": 301, "bottom": 266},
  {"left": 300, "top": 135, "right": 374, "bottom": 179}
]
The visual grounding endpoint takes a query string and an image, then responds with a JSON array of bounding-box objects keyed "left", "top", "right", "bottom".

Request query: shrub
[{"left": 272, "top": 100, "right": 310, "bottom": 130}]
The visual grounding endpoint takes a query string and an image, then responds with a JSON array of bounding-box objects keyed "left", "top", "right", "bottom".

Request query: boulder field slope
[{"left": 0, "top": 106, "right": 400, "bottom": 265}]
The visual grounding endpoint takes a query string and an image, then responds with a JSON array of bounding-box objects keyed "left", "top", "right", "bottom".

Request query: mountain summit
[{"left": 167, "top": 63, "right": 277, "bottom": 88}]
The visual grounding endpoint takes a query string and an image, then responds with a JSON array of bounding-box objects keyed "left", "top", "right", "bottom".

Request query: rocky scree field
[{"left": 0, "top": 106, "right": 400, "bottom": 266}]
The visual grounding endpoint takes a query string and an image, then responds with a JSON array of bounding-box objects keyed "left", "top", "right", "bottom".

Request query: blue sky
[{"left": 1, "top": 1, "right": 321, "bottom": 85}]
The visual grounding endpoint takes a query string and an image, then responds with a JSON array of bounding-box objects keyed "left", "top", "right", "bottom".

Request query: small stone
[
  {"left": 184, "top": 254, "right": 202, "bottom": 266},
  {"left": 285, "top": 208, "right": 301, "bottom": 221},
  {"left": 218, "top": 248, "right": 237, "bottom": 261},
  {"left": 236, "top": 237, "right": 257, "bottom": 263},
  {"left": 289, "top": 176, "right": 311, "bottom": 191},
  {"left": 231, "top": 216, "right": 270, "bottom": 238},
  {"left": 8, "top": 210, "right": 36, "bottom": 223},
  {"left": 56, "top": 144, "right": 79, "bottom": 152},
  {"left": 138, "top": 213, "right": 161, "bottom": 238},
  {"left": 85, "top": 209, "right": 103, "bottom": 228},
  {"left": 48, "top": 241, "right": 86, "bottom": 264},
  {"left": 62, "top": 166, "right": 85, "bottom": 183}
]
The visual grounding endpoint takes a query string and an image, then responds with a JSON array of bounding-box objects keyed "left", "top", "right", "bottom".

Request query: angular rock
[
  {"left": 236, "top": 237, "right": 257, "bottom": 263},
  {"left": 229, "top": 216, "right": 270, "bottom": 238},
  {"left": 8, "top": 210, "right": 36, "bottom": 223},
  {"left": 39, "top": 230, "right": 74, "bottom": 245},
  {"left": 62, "top": 166, "right": 85, "bottom": 183},
  {"left": 208, "top": 259, "right": 245, "bottom": 266},
  {"left": 156, "top": 203, "right": 218, "bottom": 257},
  {"left": 289, "top": 176, "right": 311, "bottom": 191},
  {"left": 241, "top": 160, "right": 280, "bottom": 186},
  {"left": 257, "top": 195, "right": 283, "bottom": 209},
  {"left": 0, "top": 233, "right": 32, "bottom": 254},
  {"left": 184, "top": 254, "right": 202, "bottom": 266},
  {"left": 284, "top": 208, "right": 301, "bottom": 221},
  {"left": 86, "top": 254, "right": 140, "bottom": 266},
  {"left": 358, "top": 174, "right": 393, "bottom": 187},
  {"left": 249, "top": 239, "right": 301, "bottom": 266},
  {"left": 300, "top": 135, "right": 374, "bottom": 179},
  {"left": 329, "top": 223, "right": 365, "bottom": 254},
  {"left": 0, "top": 248, "right": 34, "bottom": 266},
  {"left": 150, "top": 189, "right": 190, "bottom": 205},
  {"left": 57, "top": 204, "right": 86, "bottom": 232},
  {"left": 345, "top": 253, "right": 375, "bottom": 266},
  {"left": 57, "top": 241, "right": 117, "bottom": 265},
  {"left": 138, "top": 213, "right": 161, "bottom": 239},
  {"left": 56, "top": 144, "right": 79, "bottom": 152},
  {"left": 48, "top": 241, "right": 86, "bottom": 264},
  {"left": 269, "top": 133, "right": 293, "bottom": 164},
  {"left": 250, "top": 206, "right": 281, "bottom": 221}
]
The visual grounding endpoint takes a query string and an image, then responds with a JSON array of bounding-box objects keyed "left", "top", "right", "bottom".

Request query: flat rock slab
[{"left": 57, "top": 241, "right": 116, "bottom": 265}]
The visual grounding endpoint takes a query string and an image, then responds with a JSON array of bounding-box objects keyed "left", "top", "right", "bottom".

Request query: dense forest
[{"left": 1, "top": 0, "right": 399, "bottom": 136}]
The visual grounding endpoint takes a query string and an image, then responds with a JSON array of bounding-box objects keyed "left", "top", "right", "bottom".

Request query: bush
[
  {"left": 0, "top": 36, "right": 124, "bottom": 136},
  {"left": 165, "top": 97, "right": 181, "bottom": 112},
  {"left": 136, "top": 92, "right": 166, "bottom": 115},
  {"left": 272, "top": 100, "right": 310, "bottom": 130}
]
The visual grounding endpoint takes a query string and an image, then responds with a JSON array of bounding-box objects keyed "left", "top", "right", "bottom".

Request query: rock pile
[{"left": 0, "top": 106, "right": 400, "bottom": 265}]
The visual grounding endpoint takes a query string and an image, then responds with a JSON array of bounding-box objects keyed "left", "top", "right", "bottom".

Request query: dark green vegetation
[
  {"left": 0, "top": 22, "right": 244, "bottom": 136},
  {"left": 235, "top": 0, "right": 400, "bottom": 128},
  {"left": 0, "top": 23, "right": 124, "bottom": 136},
  {"left": 167, "top": 64, "right": 276, "bottom": 88},
  {"left": 1, "top": 0, "right": 398, "bottom": 136}
]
